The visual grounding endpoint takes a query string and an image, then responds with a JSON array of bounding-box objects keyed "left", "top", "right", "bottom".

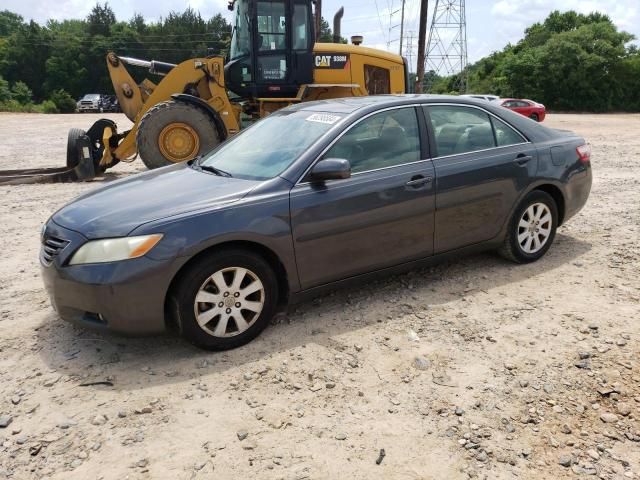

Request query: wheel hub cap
[
  {"left": 158, "top": 122, "right": 200, "bottom": 162},
  {"left": 193, "top": 267, "right": 265, "bottom": 338},
  {"left": 517, "top": 202, "right": 552, "bottom": 254}
]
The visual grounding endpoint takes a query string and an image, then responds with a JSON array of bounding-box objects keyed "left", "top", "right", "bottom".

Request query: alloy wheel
[
  {"left": 193, "top": 267, "right": 265, "bottom": 337},
  {"left": 517, "top": 202, "right": 552, "bottom": 254}
]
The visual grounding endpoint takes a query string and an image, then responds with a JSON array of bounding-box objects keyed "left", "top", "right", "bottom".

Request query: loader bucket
[
  {"left": 66, "top": 128, "right": 97, "bottom": 180},
  {"left": 66, "top": 118, "right": 118, "bottom": 179}
]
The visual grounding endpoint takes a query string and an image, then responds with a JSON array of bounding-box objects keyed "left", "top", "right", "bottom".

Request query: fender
[
  {"left": 493, "top": 178, "right": 567, "bottom": 243},
  {"left": 171, "top": 94, "right": 228, "bottom": 142}
]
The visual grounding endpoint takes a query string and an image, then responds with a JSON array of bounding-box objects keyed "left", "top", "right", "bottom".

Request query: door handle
[
  {"left": 406, "top": 175, "right": 433, "bottom": 187},
  {"left": 514, "top": 154, "right": 533, "bottom": 165}
]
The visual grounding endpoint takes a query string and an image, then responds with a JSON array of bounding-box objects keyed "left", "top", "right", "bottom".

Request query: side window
[
  {"left": 323, "top": 108, "right": 420, "bottom": 174},
  {"left": 425, "top": 105, "right": 496, "bottom": 156},
  {"left": 492, "top": 117, "right": 525, "bottom": 147},
  {"left": 292, "top": 3, "right": 309, "bottom": 50},
  {"left": 364, "top": 65, "right": 390, "bottom": 95}
]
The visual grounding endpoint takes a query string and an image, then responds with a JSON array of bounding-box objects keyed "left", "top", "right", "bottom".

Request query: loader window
[
  {"left": 292, "top": 3, "right": 310, "bottom": 50},
  {"left": 230, "top": 0, "right": 251, "bottom": 59},
  {"left": 364, "top": 65, "right": 390, "bottom": 95},
  {"left": 257, "top": 1, "right": 286, "bottom": 51}
]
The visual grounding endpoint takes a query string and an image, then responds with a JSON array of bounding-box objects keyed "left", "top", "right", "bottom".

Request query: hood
[{"left": 52, "top": 163, "right": 258, "bottom": 238}]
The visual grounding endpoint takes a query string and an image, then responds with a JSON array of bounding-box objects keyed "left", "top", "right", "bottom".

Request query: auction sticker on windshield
[{"left": 305, "top": 113, "right": 341, "bottom": 125}]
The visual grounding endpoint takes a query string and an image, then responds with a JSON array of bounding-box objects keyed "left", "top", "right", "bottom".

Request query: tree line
[
  {"left": 1, "top": 6, "right": 639, "bottom": 112},
  {"left": 0, "top": 3, "right": 233, "bottom": 112},
  {"left": 429, "top": 10, "right": 640, "bottom": 112}
]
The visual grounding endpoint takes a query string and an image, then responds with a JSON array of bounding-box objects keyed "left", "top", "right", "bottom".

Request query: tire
[
  {"left": 498, "top": 190, "right": 558, "bottom": 263},
  {"left": 66, "top": 128, "right": 86, "bottom": 169},
  {"left": 170, "top": 249, "right": 279, "bottom": 350},
  {"left": 530, "top": 113, "right": 539, "bottom": 122},
  {"left": 137, "top": 100, "right": 221, "bottom": 169}
]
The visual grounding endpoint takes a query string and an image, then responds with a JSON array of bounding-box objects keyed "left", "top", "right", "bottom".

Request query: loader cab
[{"left": 225, "top": 0, "right": 315, "bottom": 99}]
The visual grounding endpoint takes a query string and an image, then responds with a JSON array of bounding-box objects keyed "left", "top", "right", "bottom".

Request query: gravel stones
[
  {"left": 599, "top": 412, "right": 618, "bottom": 423},
  {"left": 0, "top": 415, "right": 13, "bottom": 428}
]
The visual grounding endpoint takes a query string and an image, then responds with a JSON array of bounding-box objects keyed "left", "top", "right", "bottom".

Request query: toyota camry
[{"left": 41, "top": 95, "right": 592, "bottom": 350}]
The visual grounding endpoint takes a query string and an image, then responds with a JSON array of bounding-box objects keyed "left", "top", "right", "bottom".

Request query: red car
[{"left": 499, "top": 98, "right": 546, "bottom": 122}]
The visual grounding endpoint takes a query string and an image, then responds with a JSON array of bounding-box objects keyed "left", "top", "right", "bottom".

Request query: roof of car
[
  {"left": 282, "top": 94, "right": 560, "bottom": 146},
  {"left": 286, "top": 94, "right": 491, "bottom": 114}
]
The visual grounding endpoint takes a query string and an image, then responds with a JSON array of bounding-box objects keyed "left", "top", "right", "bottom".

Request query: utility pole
[
  {"left": 415, "top": 0, "right": 429, "bottom": 93},
  {"left": 398, "top": 0, "right": 406, "bottom": 56}
]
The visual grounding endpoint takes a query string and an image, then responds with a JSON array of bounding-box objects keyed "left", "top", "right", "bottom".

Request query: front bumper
[{"left": 40, "top": 221, "right": 183, "bottom": 336}]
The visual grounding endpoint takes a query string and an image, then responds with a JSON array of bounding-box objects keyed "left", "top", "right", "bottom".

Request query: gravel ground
[{"left": 0, "top": 112, "right": 638, "bottom": 480}]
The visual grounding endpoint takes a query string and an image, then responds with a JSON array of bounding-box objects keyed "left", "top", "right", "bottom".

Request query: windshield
[
  {"left": 230, "top": 0, "right": 251, "bottom": 59},
  {"left": 83, "top": 94, "right": 100, "bottom": 100},
  {"left": 199, "top": 110, "right": 343, "bottom": 180}
]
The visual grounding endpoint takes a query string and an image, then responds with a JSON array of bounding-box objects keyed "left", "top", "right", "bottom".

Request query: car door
[
  {"left": 514, "top": 100, "right": 531, "bottom": 116},
  {"left": 423, "top": 104, "right": 538, "bottom": 253},
  {"left": 289, "top": 106, "right": 435, "bottom": 290}
]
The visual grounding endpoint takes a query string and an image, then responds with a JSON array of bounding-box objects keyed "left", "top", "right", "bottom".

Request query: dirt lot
[{"left": 0, "top": 112, "right": 638, "bottom": 480}]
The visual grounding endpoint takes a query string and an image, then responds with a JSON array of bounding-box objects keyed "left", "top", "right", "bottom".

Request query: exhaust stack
[{"left": 333, "top": 7, "right": 344, "bottom": 43}]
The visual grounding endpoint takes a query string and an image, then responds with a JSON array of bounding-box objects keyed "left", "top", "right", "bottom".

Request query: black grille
[{"left": 41, "top": 235, "right": 69, "bottom": 264}]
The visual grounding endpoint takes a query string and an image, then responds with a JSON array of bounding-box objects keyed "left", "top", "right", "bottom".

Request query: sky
[{"left": 3, "top": 0, "right": 639, "bottom": 71}]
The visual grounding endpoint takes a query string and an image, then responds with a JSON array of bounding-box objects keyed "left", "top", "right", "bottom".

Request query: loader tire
[
  {"left": 66, "top": 128, "right": 86, "bottom": 169},
  {"left": 137, "top": 100, "right": 221, "bottom": 169}
]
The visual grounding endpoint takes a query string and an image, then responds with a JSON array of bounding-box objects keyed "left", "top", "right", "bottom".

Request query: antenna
[{"left": 424, "top": 0, "right": 468, "bottom": 93}]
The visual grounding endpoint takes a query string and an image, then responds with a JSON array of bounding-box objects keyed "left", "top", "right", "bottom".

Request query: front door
[
  {"left": 290, "top": 106, "right": 435, "bottom": 290},
  {"left": 423, "top": 104, "right": 538, "bottom": 253}
]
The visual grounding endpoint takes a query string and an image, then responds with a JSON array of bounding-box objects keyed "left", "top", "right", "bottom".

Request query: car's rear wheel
[
  {"left": 499, "top": 190, "right": 558, "bottom": 263},
  {"left": 530, "top": 113, "right": 539, "bottom": 122},
  {"left": 171, "top": 249, "right": 278, "bottom": 350}
]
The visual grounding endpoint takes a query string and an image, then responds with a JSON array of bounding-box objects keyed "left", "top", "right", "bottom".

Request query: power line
[{"left": 373, "top": 0, "right": 389, "bottom": 46}]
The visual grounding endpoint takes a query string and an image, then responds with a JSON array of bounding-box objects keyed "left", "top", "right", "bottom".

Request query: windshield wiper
[{"left": 199, "top": 164, "right": 233, "bottom": 177}]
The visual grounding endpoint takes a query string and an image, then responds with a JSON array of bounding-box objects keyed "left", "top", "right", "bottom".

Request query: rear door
[
  {"left": 423, "top": 104, "right": 538, "bottom": 253},
  {"left": 290, "top": 106, "right": 435, "bottom": 289}
]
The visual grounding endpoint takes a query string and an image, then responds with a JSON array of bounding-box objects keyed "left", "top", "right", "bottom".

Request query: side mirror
[{"left": 308, "top": 158, "right": 351, "bottom": 182}]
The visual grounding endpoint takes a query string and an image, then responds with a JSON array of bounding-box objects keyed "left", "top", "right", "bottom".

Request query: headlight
[{"left": 69, "top": 234, "right": 163, "bottom": 265}]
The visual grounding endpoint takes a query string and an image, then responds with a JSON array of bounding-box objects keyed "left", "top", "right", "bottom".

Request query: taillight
[{"left": 576, "top": 144, "right": 591, "bottom": 163}]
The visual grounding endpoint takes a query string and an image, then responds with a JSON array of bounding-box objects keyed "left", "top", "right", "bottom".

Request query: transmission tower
[{"left": 424, "top": 0, "right": 468, "bottom": 93}]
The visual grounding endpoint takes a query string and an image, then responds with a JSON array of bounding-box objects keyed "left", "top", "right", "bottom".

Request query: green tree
[
  {"left": 0, "top": 75, "right": 11, "bottom": 101},
  {"left": 10, "top": 80, "right": 32, "bottom": 103},
  {"left": 87, "top": 2, "right": 116, "bottom": 37},
  {"left": 318, "top": 17, "right": 347, "bottom": 43},
  {"left": 0, "top": 10, "right": 23, "bottom": 36},
  {"left": 49, "top": 89, "right": 77, "bottom": 112},
  {"left": 451, "top": 10, "right": 639, "bottom": 112}
]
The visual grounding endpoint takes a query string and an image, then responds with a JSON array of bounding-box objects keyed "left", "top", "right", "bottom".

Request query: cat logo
[
  {"left": 315, "top": 55, "right": 332, "bottom": 67},
  {"left": 313, "top": 53, "right": 350, "bottom": 69}
]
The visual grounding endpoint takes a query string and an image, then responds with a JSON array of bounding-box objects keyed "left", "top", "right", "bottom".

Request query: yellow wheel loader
[{"left": 1, "top": 0, "right": 408, "bottom": 184}]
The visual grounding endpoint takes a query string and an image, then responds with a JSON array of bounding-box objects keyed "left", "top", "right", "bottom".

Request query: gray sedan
[{"left": 41, "top": 95, "right": 592, "bottom": 350}]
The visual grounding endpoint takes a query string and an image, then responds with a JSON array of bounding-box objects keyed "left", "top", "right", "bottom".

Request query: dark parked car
[
  {"left": 101, "top": 95, "right": 121, "bottom": 113},
  {"left": 41, "top": 95, "right": 592, "bottom": 350}
]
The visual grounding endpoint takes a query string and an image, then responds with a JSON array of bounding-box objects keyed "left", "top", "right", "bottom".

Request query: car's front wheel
[
  {"left": 499, "top": 190, "right": 558, "bottom": 263},
  {"left": 530, "top": 113, "right": 539, "bottom": 122},
  {"left": 171, "top": 249, "right": 279, "bottom": 350}
]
